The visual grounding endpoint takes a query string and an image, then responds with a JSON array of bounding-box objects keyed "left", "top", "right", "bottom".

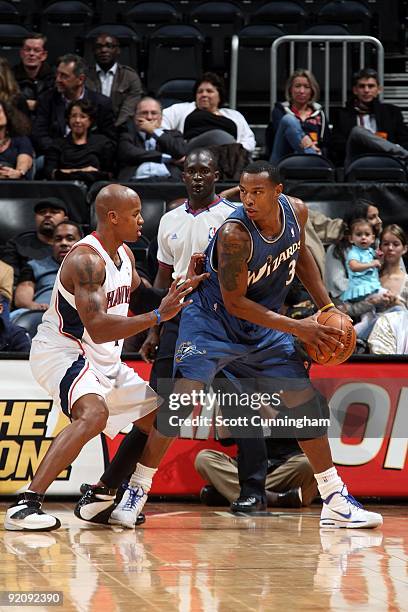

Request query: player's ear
[
  {"left": 107, "top": 209, "right": 118, "bottom": 224},
  {"left": 275, "top": 182, "right": 283, "bottom": 196},
  {"left": 214, "top": 169, "right": 220, "bottom": 182}
]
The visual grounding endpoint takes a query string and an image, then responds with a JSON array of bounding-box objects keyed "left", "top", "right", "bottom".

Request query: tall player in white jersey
[{"left": 4, "top": 184, "right": 200, "bottom": 532}]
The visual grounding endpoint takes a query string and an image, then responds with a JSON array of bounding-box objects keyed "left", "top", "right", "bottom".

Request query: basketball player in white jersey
[
  {"left": 75, "top": 149, "right": 242, "bottom": 526},
  {"left": 4, "top": 184, "right": 203, "bottom": 531}
]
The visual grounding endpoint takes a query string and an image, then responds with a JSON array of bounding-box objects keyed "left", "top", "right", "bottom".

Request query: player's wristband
[
  {"left": 320, "top": 302, "right": 335, "bottom": 313},
  {"left": 153, "top": 308, "right": 161, "bottom": 324}
]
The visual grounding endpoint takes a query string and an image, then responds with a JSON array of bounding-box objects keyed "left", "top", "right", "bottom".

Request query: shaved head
[{"left": 95, "top": 184, "right": 141, "bottom": 222}]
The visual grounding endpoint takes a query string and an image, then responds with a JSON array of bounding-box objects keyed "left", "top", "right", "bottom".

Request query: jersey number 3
[{"left": 285, "top": 259, "right": 296, "bottom": 286}]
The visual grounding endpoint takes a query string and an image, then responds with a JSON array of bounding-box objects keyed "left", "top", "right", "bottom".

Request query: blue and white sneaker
[
  {"left": 320, "top": 486, "right": 383, "bottom": 529},
  {"left": 75, "top": 483, "right": 146, "bottom": 527},
  {"left": 109, "top": 485, "right": 148, "bottom": 529}
]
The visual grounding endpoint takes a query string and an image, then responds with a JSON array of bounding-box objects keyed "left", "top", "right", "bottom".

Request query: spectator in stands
[
  {"left": 118, "top": 97, "right": 186, "bottom": 181},
  {"left": 0, "top": 259, "right": 13, "bottom": 319},
  {"left": 44, "top": 99, "right": 115, "bottom": 186},
  {"left": 341, "top": 218, "right": 382, "bottom": 303},
  {"left": 162, "top": 72, "right": 256, "bottom": 153},
  {"left": 33, "top": 54, "right": 116, "bottom": 155},
  {"left": 1, "top": 257, "right": 30, "bottom": 351},
  {"left": 0, "top": 101, "right": 33, "bottom": 180},
  {"left": 0, "top": 294, "right": 31, "bottom": 352},
  {"left": 195, "top": 437, "right": 317, "bottom": 508},
  {"left": 13, "top": 34, "right": 54, "bottom": 115},
  {"left": 325, "top": 199, "right": 383, "bottom": 299},
  {"left": 11, "top": 221, "right": 82, "bottom": 320},
  {"left": 0, "top": 198, "right": 67, "bottom": 284},
  {"left": 266, "top": 69, "right": 329, "bottom": 164},
  {"left": 86, "top": 33, "right": 143, "bottom": 127},
  {"left": 379, "top": 224, "right": 408, "bottom": 306},
  {"left": 0, "top": 56, "right": 31, "bottom": 122},
  {"left": 368, "top": 310, "right": 408, "bottom": 354},
  {"left": 331, "top": 68, "right": 408, "bottom": 166}
]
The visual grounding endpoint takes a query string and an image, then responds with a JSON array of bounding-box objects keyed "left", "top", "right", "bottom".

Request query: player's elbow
[
  {"left": 85, "top": 323, "right": 106, "bottom": 344},
  {"left": 223, "top": 298, "right": 242, "bottom": 317}
]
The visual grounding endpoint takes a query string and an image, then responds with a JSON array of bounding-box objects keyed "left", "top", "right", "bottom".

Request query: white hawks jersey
[
  {"left": 157, "top": 196, "right": 239, "bottom": 279},
  {"left": 34, "top": 232, "right": 132, "bottom": 378}
]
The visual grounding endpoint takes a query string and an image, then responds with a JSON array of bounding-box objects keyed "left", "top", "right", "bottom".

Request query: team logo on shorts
[{"left": 175, "top": 342, "right": 206, "bottom": 363}]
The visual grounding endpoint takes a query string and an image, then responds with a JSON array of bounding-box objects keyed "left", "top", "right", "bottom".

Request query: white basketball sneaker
[
  {"left": 109, "top": 485, "right": 148, "bottom": 529},
  {"left": 4, "top": 493, "right": 61, "bottom": 532},
  {"left": 320, "top": 486, "right": 383, "bottom": 529}
]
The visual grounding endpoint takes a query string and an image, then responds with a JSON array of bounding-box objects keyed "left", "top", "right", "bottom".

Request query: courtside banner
[{"left": 1, "top": 359, "right": 407, "bottom": 497}]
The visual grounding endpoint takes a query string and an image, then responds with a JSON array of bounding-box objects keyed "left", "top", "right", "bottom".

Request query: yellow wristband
[{"left": 320, "top": 302, "right": 335, "bottom": 313}]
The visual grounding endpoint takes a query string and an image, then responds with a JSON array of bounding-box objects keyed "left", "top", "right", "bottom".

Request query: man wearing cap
[{"left": 0, "top": 198, "right": 67, "bottom": 285}]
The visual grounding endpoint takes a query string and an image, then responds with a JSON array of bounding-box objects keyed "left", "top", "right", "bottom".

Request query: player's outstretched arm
[
  {"left": 217, "top": 222, "right": 343, "bottom": 350},
  {"left": 62, "top": 248, "right": 193, "bottom": 344}
]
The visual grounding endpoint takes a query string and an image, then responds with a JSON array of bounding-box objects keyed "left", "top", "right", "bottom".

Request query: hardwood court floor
[{"left": 0, "top": 502, "right": 407, "bottom": 612}]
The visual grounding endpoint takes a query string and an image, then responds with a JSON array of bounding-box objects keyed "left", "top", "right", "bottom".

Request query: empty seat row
[{"left": 0, "top": 0, "right": 404, "bottom": 66}]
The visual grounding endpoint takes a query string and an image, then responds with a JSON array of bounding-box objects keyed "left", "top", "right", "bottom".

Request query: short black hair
[
  {"left": 53, "top": 220, "right": 83, "bottom": 239},
  {"left": 352, "top": 67, "right": 379, "bottom": 86},
  {"left": 242, "top": 160, "right": 281, "bottom": 185},
  {"left": 193, "top": 72, "right": 226, "bottom": 107},
  {"left": 66, "top": 98, "right": 97, "bottom": 124},
  {"left": 184, "top": 148, "right": 217, "bottom": 166}
]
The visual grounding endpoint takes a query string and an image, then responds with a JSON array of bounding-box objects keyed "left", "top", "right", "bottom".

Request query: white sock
[
  {"left": 129, "top": 463, "right": 158, "bottom": 493},
  {"left": 315, "top": 467, "right": 347, "bottom": 502}
]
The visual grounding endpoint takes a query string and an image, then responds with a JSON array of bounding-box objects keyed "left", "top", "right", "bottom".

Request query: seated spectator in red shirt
[
  {"left": 0, "top": 100, "right": 33, "bottom": 180},
  {"left": 44, "top": 99, "right": 115, "bottom": 186}
]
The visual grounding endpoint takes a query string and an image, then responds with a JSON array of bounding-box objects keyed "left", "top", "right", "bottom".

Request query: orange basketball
[{"left": 305, "top": 310, "right": 356, "bottom": 366}]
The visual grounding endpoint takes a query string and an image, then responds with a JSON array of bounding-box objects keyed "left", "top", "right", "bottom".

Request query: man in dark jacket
[
  {"left": 331, "top": 68, "right": 408, "bottom": 166},
  {"left": 32, "top": 54, "right": 116, "bottom": 155},
  {"left": 0, "top": 198, "right": 67, "bottom": 285},
  {"left": 117, "top": 97, "right": 186, "bottom": 181},
  {"left": 0, "top": 295, "right": 31, "bottom": 352},
  {"left": 13, "top": 33, "right": 54, "bottom": 115},
  {"left": 86, "top": 33, "right": 143, "bottom": 127}
]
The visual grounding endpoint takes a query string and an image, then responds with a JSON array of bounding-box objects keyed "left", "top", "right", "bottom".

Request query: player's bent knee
[
  {"left": 278, "top": 391, "right": 330, "bottom": 439},
  {"left": 72, "top": 396, "right": 109, "bottom": 435}
]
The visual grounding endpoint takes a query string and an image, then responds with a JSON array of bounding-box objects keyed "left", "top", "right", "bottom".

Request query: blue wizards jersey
[{"left": 196, "top": 193, "right": 301, "bottom": 340}]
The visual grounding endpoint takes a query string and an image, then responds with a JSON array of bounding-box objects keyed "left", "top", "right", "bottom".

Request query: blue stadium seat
[
  {"left": 189, "top": 1, "right": 244, "bottom": 71},
  {"left": 250, "top": 1, "right": 307, "bottom": 33},
  {"left": 157, "top": 79, "right": 196, "bottom": 108},
  {"left": 317, "top": 0, "right": 373, "bottom": 35},
  {"left": 345, "top": 155, "right": 408, "bottom": 182},
  {"left": 146, "top": 25, "right": 204, "bottom": 93},
  {"left": 41, "top": 1, "right": 93, "bottom": 63},
  {"left": 277, "top": 154, "right": 335, "bottom": 181},
  {"left": 0, "top": 23, "right": 31, "bottom": 65}
]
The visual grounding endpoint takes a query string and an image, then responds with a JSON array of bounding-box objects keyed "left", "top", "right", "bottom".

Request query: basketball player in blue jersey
[
  {"left": 4, "top": 184, "right": 207, "bottom": 532},
  {"left": 75, "top": 149, "right": 281, "bottom": 525},
  {"left": 113, "top": 161, "right": 383, "bottom": 530}
]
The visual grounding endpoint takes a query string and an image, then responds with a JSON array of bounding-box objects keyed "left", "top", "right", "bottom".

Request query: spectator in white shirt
[{"left": 162, "top": 72, "right": 256, "bottom": 153}]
